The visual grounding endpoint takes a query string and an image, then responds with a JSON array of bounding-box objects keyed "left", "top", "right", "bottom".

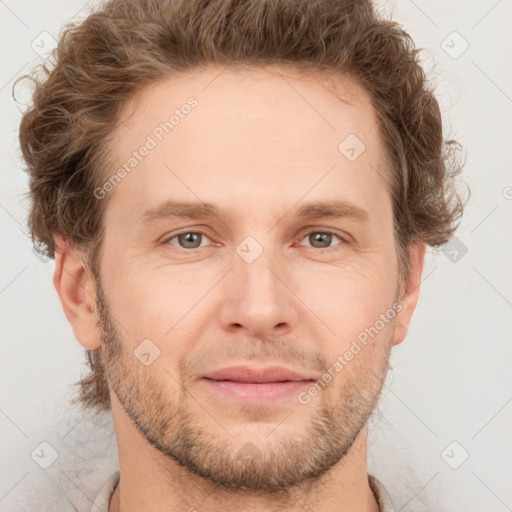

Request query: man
[{"left": 18, "top": 0, "right": 464, "bottom": 510}]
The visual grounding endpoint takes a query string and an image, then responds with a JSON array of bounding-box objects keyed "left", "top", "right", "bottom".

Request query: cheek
[
  {"left": 289, "top": 257, "right": 398, "bottom": 361},
  {"left": 100, "top": 225, "right": 398, "bottom": 356},
  {"left": 101, "top": 253, "right": 221, "bottom": 349},
  {"left": 295, "top": 256, "right": 397, "bottom": 316}
]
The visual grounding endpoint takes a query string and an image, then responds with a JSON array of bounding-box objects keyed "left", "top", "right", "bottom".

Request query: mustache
[{"left": 180, "top": 336, "right": 328, "bottom": 375}]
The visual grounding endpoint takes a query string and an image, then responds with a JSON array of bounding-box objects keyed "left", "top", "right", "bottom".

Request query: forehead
[
  {"left": 117, "top": 64, "right": 379, "bottom": 147},
  {"left": 103, "top": 64, "right": 390, "bottom": 224}
]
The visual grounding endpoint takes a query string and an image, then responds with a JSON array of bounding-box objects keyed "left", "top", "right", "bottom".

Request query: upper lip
[{"left": 202, "top": 366, "right": 314, "bottom": 383}]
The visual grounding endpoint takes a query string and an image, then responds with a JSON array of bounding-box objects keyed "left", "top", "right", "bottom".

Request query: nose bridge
[
  {"left": 235, "top": 235, "right": 284, "bottom": 308},
  {"left": 219, "top": 233, "right": 298, "bottom": 336},
  {"left": 238, "top": 243, "right": 279, "bottom": 300}
]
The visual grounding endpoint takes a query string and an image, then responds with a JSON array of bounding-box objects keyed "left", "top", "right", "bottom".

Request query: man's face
[{"left": 95, "top": 65, "right": 401, "bottom": 491}]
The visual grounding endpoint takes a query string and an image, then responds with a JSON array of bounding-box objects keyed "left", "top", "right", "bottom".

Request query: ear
[
  {"left": 392, "top": 242, "right": 426, "bottom": 346},
  {"left": 53, "top": 235, "right": 102, "bottom": 350}
]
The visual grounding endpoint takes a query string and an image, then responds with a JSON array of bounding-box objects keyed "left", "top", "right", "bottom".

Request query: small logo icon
[
  {"left": 30, "top": 31, "right": 58, "bottom": 58},
  {"left": 31, "top": 441, "right": 59, "bottom": 469},
  {"left": 441, "top": 441, "right": 469, "bottom": 469},
  {"left": 236, "top": 442, "right": 262, "bottom": 466},
  {"left": 441, "top": 236, "right": 468, "bottom": 263},
  {"left": 236, "top": 236, "right": 263, "bottom": 264},
  {"left": 338, "top": 133, "right": 366, "bottom": 162},
  {"left": 441, "top": 31, "right": 469, "bottom": 59},
  {"left": 134, "top": 338, "right": 161, "bottom": 366}
]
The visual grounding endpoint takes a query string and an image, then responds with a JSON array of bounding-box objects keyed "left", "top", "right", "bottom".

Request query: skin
[{"left": 53, "top": 64, "right": 425, "bottom": 512}]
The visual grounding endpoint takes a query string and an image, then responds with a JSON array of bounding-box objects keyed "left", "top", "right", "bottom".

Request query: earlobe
[
  {"left": 53, "top": 236, "right": 102, "bottom": 350},
  {"left": 392, "top": 242, "right": 426, "bottom": 346}
]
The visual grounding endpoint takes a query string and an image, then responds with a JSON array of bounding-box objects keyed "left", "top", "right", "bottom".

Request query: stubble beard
[{"left": 95, "top": 277, "right": 391, "bottom": 493}]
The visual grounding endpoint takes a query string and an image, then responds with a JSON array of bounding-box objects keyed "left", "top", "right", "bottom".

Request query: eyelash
[{"left": 162, "top": 228, "right": 346, "bottom": 253}]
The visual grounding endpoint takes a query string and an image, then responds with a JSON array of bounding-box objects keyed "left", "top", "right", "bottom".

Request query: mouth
[{"left": 200, "top": 366, "right": 316, "bottom": 402}]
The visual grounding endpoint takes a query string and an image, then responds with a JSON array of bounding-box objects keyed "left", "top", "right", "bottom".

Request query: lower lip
[{"left": 201, "top": 378, "right": 313, "bottom": 401}]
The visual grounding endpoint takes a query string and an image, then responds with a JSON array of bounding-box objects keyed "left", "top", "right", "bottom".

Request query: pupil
[
  {"left": 311, "top": 232, "right": 332, "bottom": 248},
  {"left": 179, "top": 233, "right": 200, "bottom": 248}
]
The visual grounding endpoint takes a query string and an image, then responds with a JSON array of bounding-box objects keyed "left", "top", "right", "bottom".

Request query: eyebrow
[
  {"left": 139, "top": 199, "right": 369, "bottom": 225},
  {"left": 140, "top": 201, "right": 229, "bottom": 224},
  {"left": 296, "top": 200, "right": 369, "bottom": 222}
]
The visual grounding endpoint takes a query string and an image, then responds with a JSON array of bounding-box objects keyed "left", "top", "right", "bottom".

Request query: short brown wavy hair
[{"left": 18, "top": 0, "right": 466, "bottom": 412}]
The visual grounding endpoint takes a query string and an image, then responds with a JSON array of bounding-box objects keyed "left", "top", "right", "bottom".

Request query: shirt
[{"left": 90, "top": 472, "right": 395, "bottom": 512}]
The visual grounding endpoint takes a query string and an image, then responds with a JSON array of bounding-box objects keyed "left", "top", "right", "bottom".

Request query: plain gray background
[{"left": 1, "top": 1, "right": 511, "bottom": 510}]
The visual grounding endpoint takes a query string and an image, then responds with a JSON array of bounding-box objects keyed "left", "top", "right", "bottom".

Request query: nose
[{"left": 218, "top": 243, "right": 299, "bottom": 339}]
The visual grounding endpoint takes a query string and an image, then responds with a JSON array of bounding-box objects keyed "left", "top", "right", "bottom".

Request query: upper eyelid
[
  {"left": 164, "top": 227, "right": 347, "bottom": 247},
  {"left": 297, "top": 227, "right": 344, "bottom": 238},
  {"left": 164, "top": 230, "right": 214, "bottom": 245},
  {"left": 296, "top": 229, "right": 346, "bottom": 248},
  {"left": 160, "top": 227, "right": 214, "bottom": 244}
]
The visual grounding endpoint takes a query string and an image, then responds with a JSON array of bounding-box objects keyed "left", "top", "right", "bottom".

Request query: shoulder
[
  {"left": 368, "top": 473, "right": 395, "bottom": 512},
  {"left": 90, "top": 471, "right": 120, "bottom": 512}
]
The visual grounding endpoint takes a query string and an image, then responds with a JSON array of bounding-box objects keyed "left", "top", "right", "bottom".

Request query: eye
[
  {"left": 162, "top": 229, "right": 346, "bottom": 252},
  {"left": 298, "top": 229, "right": 345, "bottom": 251},
  {"left": 165, "top": 231, "right": 213, "bottom": 249}
]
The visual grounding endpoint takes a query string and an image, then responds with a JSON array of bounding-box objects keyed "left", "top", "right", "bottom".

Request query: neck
[{"left": 108, "top": 400, "right": 380, "bottom": 512}]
